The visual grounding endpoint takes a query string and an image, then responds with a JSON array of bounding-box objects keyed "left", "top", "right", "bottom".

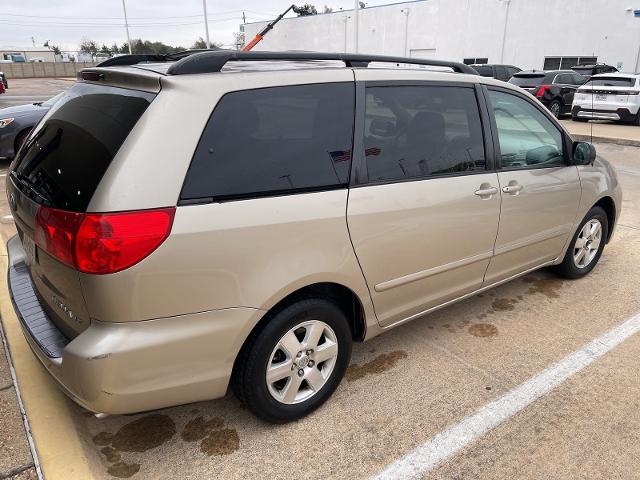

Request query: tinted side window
[
  {"left": 181, "top": 83, "right": 354, "bottom": 201},
  {"left": 488, "top": 90, "right": 565, "bottom": 170},
  {"left": 362, "top": 86, "right": 486, "bottom": 183}
]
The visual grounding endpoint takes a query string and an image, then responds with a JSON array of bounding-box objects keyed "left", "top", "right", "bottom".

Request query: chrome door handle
[
  {"left": 474, "top": 187, "right": 498, "bottom": 196},
  {"left": 502, "top": 184, "right": 523, "bottom": 194}
]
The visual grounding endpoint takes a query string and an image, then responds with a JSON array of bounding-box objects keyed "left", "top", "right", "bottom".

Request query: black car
[
  {"left": 571, "top": 63, "right": 618, "bottom": 81},
  {"left": 470, "top": 64, "right": 521, "bottom": 82},
  {"left": 508, "top": 70, "right": 587, "bottom": 118},
  {"left": 0, "top": 92, "right": 62, "bottom": 160}
]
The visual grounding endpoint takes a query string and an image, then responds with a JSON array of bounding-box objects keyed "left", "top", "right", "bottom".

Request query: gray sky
[{"left": 1, "top": 0, "right": 402, "bottom": 51}]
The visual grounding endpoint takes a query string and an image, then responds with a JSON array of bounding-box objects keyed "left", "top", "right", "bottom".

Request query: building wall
[
  {"left": 243, "top": 0, "right": 640, "bottom": 72},
  {"left": 0, "top": 49, "right": 56, "bottom": 62}
]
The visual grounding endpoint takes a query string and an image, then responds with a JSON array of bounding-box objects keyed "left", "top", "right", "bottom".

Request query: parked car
[
  {"left": 0, "top": 72, "right": 7, "bottom": 89},
  {"left": 571, "top": 63, "right": 618, "bottom": 81},
  {"left": 509, "top": 70, "right": 587, "bottom": 118},
  {"left": 0, "top": 92, "right": 63, "bottom": 160},
  {"left": 572, "top": 72, "right": 640, "bottom": 125},
  {"left": 470, "top": 63, "right": 521, "bottom": 82},
  {"left": 5, "top": 51, "right": 621, "bottom": 423}
]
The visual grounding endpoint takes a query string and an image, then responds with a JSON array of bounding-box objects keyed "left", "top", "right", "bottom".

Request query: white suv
[{"left": 572, "top": 72, "right": 640, "bottom": 124}]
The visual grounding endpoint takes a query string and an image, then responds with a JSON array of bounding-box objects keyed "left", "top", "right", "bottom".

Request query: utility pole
[
  {"left": 402, "top": 8, "right": 410, "bottom": 56},
  {"left": 202, "top": 0, "right": 211, "bottom": 48},
  {"left": 121, "top": 0, "right": 132, "bottom": 54},
  {"left": 242, "top": 11, "right": 246, "bottom": 24},
  {"left": 354, "top": 0, "right": 359, "bottom": 53},
  {"left": 31, "top": 36, "right": 35, "bottom": 47},
  {"left": 500, "top": 0, "right": 512, "bottom": 63}
]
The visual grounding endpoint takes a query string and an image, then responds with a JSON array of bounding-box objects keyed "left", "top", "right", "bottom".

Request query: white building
[{"left": 242, "top": 0, "right": 640, "bottom": 72}]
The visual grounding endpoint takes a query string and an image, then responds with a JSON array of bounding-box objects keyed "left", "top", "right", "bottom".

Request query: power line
[{"left": 0, "top": 10, "right": 275, "bottom": 20}]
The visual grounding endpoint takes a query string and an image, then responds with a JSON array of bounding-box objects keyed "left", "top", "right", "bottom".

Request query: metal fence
[{"left": 0, "top": 62, "right": 98, "bottom": 79}]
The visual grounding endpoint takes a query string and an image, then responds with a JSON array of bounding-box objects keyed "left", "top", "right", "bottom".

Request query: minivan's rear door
[{"left": 7, "top": 81, "right": 155, "bottom": 338}]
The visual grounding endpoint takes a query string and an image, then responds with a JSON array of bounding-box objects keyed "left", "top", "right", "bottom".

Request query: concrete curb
[{"left": 571, "top": 134, "right": 640, "bottom": 148}]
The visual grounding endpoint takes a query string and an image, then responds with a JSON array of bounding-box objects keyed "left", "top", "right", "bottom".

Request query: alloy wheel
[
  {"left": 573, "top": 219, "right": 602, "bottom": 269},
  {"left": 266, "top": 320, "right": 339, "bottom": 405}
]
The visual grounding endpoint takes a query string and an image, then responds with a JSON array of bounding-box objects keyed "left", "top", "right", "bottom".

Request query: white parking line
[{"left": 372, "top": 312, "right": 640, "bottom": 480}]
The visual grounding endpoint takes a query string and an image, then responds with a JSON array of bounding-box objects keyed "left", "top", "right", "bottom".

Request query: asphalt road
[{"left": 1, "top": 78, "right": 640, "bottom": 479}]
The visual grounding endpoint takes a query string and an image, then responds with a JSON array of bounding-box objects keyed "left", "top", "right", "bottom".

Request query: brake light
[
  {"left": 34, "top": 206, "right": 175, "bottom": 274},
  {"left": 535, "top": 85, "right": 551, "bottom": 97}
]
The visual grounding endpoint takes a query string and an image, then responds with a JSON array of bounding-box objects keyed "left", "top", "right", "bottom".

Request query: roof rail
[
  {"left": 165, "top": 51, "right": 477, "bottom": 75},
  {"left": 96, "top": 48, "right": 222, "bottom": 68}
]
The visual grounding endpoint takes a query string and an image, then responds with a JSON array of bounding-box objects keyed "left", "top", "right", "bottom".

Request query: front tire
[
  {"left": 556, "top": 206, "right": 608, "bottom": 279},
  {"left": 233, "top": 298, "right": 352, "bottom": 423}
]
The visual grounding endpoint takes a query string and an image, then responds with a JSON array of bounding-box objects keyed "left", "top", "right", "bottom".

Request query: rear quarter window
[
  {"left": 181, "top": 83, "right": 355, "bottom": 202},
  {"left": 13, "top": 83, "right": 154, "bottom": 212}
]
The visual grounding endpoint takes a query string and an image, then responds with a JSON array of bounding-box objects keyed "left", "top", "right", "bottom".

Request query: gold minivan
[{"left": 6, "top": 51, "right": 621, "bottom": 423}]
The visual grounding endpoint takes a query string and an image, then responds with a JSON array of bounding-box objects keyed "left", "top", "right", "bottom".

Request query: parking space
[
  {"left": 0, "top": 78, "right": 73, "bottom": 108},
  {"left": 0, "top": 79, "right": 639, "bottom": 480}
]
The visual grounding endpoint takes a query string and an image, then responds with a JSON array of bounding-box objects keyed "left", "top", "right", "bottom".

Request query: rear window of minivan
[{"left": 12, "top": 82, "right": 155, "bottom": 212}]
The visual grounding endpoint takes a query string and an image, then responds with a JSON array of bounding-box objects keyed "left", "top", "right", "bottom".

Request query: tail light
[
  {"left": 534, "top": 85, "right": 551, "bottom": 97},
  {"left": 34, "top": 206, "right": 175, "bottom": 274}
]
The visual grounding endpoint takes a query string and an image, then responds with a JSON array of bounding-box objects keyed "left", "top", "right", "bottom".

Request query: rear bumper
[
  {"left": 6, "top": 234, "right": 263, "bottom": 415},
  {"left": 572, "top": 105, "right": 638, "bottom": 121}
]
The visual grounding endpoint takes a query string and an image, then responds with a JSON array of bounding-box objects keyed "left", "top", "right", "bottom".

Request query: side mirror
[{"left": 572, "top": 141, "right": 596, "bottom": 166}]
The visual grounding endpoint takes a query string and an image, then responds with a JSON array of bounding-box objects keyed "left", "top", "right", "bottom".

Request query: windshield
[
  {"left": 509, "top": 75, "right": 545, "bottom": 87},
  {"left": 13, "top": 82, "right": 155, "bottom": 212}
]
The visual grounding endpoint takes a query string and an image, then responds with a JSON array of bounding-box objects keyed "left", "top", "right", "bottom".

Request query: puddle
[
  {"left": 346, "top": 350, "right": 409, "bottom": 381},
  {"left": 468, "top": 323, "right": 499, "bottom": 337},
  {"left": 492, "top": 298, "right": 518, "bottom": 311},
  {"left": 200, "top": 429, "right": 240, "bottom": 456},
  {"left": 100, "top": 446, "right": 121, "bottom": 463},
  {"left": 107, "top": 462, "right": 140, "bottom": 479},
  {"left": 110, "top": 414, "right": 176, "bottom": 453},
  {"left": 181, "top": 416, "right": 224, "bottom": 442},
  {"left": 524, "top": 276, "right": 563, "bottom": 299}
]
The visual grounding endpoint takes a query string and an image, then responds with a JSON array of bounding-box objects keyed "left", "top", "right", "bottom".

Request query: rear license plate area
[{"left": 22, "top": 235, "right": 36, "bottom": 265}]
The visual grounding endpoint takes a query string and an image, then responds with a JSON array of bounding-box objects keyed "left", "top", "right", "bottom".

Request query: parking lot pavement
[
  {"left": 561, "top": 119, "right": 640, "bottom": 147},
  {"left": 0, "top": 78, "right": 73, "bottom": 108}
]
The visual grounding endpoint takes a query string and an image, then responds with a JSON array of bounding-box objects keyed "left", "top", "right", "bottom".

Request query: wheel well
[
  {"left": 263, "top": 283, "right": 366, "bottom": 342},
  {"left": 595, "top": 196, "right": 616, "bottom": 242}
]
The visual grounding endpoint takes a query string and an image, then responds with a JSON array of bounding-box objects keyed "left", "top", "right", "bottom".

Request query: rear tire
[
  {"left": 633, "top": 113, "right": 640, "bottom": 126},
  {"left": 233, "top": 298, "right": 352, "bottom": 423},
  {"left": 555, "top": 206, "right": 608, "bottom": 279},
  {"left": 548, "top": 100, "right": 562, "bottom": 119}
]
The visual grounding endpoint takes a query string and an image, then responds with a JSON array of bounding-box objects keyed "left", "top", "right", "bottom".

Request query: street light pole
[
  {"left": 203, "top": 0, "right": 211, "bottom": 48},
  {"left": 500, "top": 0, "right": 511, "bottom": 63},
  {"left": 121, "top": 0, "right": 132, "bottom": 54},
  {"left": 354, "top": 0, "right": 359, "bottom": 53}
]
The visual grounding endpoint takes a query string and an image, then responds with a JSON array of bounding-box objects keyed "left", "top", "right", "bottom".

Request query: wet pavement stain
[
  {"left": 524, "top": 276, "right": 563, "bottom": 299},
  {"left": 100, "top": 446, "right": 121, "bottom": 463},
  {"left": 200, "top": 428, "right": 240, "bottom": 456},
  {"left": 181, "top": 416, "right": 224, "bottom": 442},
  {"left": 111, "top": 414, "right": 176, "bottom": 453},
  {"left": 93, "top": 431, "right": 114, "bottom": 446},
  {"left": 107, "top": 461, "right": 140, "bottom": 479},
  {"left": 468, "top": 323, "right": 499, "bottom": 337},
  {"left": 492, "top": 298, "right": 518, "bottom": 311},
  {"left": 346, "top": 350, "right": 409, "bottom": 381}
]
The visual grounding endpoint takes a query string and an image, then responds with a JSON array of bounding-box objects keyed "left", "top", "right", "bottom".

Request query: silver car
[{"left": 5, "top": 51, "right": 621, "bottom": 423}]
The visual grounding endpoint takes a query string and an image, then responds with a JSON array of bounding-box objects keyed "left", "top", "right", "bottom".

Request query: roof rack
[
  {"left": 163, "top": 51, "right": 477, "bottom": 75},
  {"left": 96, "top": 48, "right": 222, "bottom": 68}
]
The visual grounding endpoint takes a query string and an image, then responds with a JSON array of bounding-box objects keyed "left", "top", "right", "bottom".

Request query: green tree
[
  {"left": 192, "top": 37, "right": 208, "bottom": 49},
  {"left": 293, "top": 4, "right": 318, "bottom": 16},
  {"left": 79, "top": 37, "right": 98, "bottom": 54}
]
